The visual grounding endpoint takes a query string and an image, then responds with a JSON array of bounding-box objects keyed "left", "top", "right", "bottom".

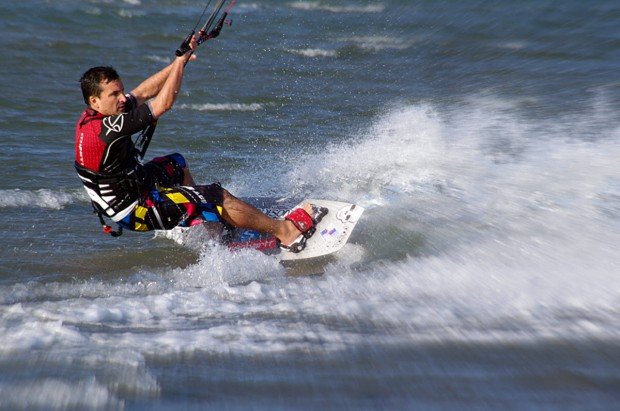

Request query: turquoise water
[{"left": 0, "top": 1, "right": 619, "bottom": 409}]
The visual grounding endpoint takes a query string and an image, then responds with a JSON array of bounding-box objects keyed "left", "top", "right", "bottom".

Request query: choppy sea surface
[{"left": 1, "top": 0, "right": 619, "bottom": 409}]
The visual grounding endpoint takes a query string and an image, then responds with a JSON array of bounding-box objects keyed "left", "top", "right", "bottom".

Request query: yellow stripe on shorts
[
  {"left": 134, "top": 222, "right": 149, "bottom": 231},
  {"left": 135, "top": 205, "right": 148, "bottom": 220},
  {"left": 134, "top": 206, "right": 149, "bottom": 231},
  {"left": 165, "top": 192, "right": 189, "bottom": 204}
]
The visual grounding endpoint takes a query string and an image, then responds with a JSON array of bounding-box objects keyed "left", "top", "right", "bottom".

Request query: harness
[{"left": 75, "top": 161, "right": 146, "bottom": 236}]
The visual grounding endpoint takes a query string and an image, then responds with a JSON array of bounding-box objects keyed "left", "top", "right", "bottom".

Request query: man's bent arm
[
  {"left": 130, "top": 63, "right": 176, "bottom": 106},
  {"left": 148, "top": 56, "right": 188, "bottom": 118},
  {"left": 131, "top": 36, "right": 198, "bottom": 107}
]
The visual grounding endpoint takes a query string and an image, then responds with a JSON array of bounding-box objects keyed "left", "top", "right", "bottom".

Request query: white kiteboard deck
[
  {"left": 163, "top": 198, "right": 364, "bottom": 262},
  {"left": 279, "top": 199, "right": 363, "bottom": 261}
]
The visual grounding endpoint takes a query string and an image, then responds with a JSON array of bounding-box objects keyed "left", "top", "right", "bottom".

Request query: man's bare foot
[{"left": 277, "top": 203, "right": 315, "bottom": 247}]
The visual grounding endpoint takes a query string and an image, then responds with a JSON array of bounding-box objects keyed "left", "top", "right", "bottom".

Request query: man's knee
[{"left": 221, "top": 187, "right": 235, "bottom": 203}]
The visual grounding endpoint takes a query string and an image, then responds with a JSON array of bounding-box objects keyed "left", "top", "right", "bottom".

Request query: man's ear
[{"left": 89, "top": 95, "right": 99, "bottom": 110}]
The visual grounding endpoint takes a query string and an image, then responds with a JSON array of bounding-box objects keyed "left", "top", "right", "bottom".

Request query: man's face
[{"left": 89, "top": 78, "right": 127, "bottom": 116}]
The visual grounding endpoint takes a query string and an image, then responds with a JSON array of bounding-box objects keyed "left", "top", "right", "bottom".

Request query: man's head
[{"left": 80, "top": 66, "right": 127, "bottom": 115}]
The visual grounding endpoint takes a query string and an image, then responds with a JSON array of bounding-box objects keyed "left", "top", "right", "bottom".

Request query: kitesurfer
[{"left": 74, "top": 36, "right": 317, "bottom": 251}]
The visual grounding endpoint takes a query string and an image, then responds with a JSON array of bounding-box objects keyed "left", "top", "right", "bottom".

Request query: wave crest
[
  {"left": 289, "top": 1, "right": 385, "bottom": 13},
  {"left": 0, "top": 189, "right": 85, "bottom": 209},
  {"left": 178, "top": 103, "right": 265, "bottom": 112}
]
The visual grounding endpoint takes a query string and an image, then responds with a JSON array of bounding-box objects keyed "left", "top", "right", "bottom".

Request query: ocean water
[{"left": 1, "top": 0, "right": 619, "bottom": 409}]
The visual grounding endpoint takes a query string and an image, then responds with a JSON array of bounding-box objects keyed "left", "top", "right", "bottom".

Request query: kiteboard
[{"left": 221, "top": 198, "right": 364, "bottom": 261}]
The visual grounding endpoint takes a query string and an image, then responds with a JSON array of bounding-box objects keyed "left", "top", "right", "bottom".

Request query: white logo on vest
[{"left": 103, "top": 115, "right": 124, "bottom": 136}]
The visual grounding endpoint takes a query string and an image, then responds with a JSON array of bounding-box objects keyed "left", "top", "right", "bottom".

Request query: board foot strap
[{"left": 279, "top": 205, "right": 328, "bottom": 253}]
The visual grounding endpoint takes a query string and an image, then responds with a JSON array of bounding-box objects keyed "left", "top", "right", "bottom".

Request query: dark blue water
[{"left": 1, "top": 0, "right": 619, "bottom": 409}]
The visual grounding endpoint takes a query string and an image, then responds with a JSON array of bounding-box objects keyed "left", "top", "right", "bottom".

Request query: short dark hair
[{"left": 79, "top": 66, "right": 120, "bottom": 105}]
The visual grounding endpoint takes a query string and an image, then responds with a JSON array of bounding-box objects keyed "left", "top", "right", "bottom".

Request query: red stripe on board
[{"left": 227, "top": 237, "right": 278, "bottom": 252}]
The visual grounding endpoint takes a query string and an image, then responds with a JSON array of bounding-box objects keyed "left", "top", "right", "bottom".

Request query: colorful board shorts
[{"left": 117, "top": 153, "right": 224, "bottom": 231}]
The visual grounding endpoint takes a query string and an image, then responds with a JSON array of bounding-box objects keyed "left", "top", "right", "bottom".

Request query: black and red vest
[{"left": 74, "top": 96, "right": 156, "bottom": 222}]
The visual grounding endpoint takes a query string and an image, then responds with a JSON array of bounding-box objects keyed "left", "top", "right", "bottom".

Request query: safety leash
[{"left": 92, "top": 203, "right": 124, "bottom": 237}]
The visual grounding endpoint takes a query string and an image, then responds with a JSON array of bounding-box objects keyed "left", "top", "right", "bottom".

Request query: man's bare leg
[
  {"left": 219, "top": 189, "right": 313, "bottom": 246},
  {"left": 181, "top": 162, "right": 311, "bottom": 245}
]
